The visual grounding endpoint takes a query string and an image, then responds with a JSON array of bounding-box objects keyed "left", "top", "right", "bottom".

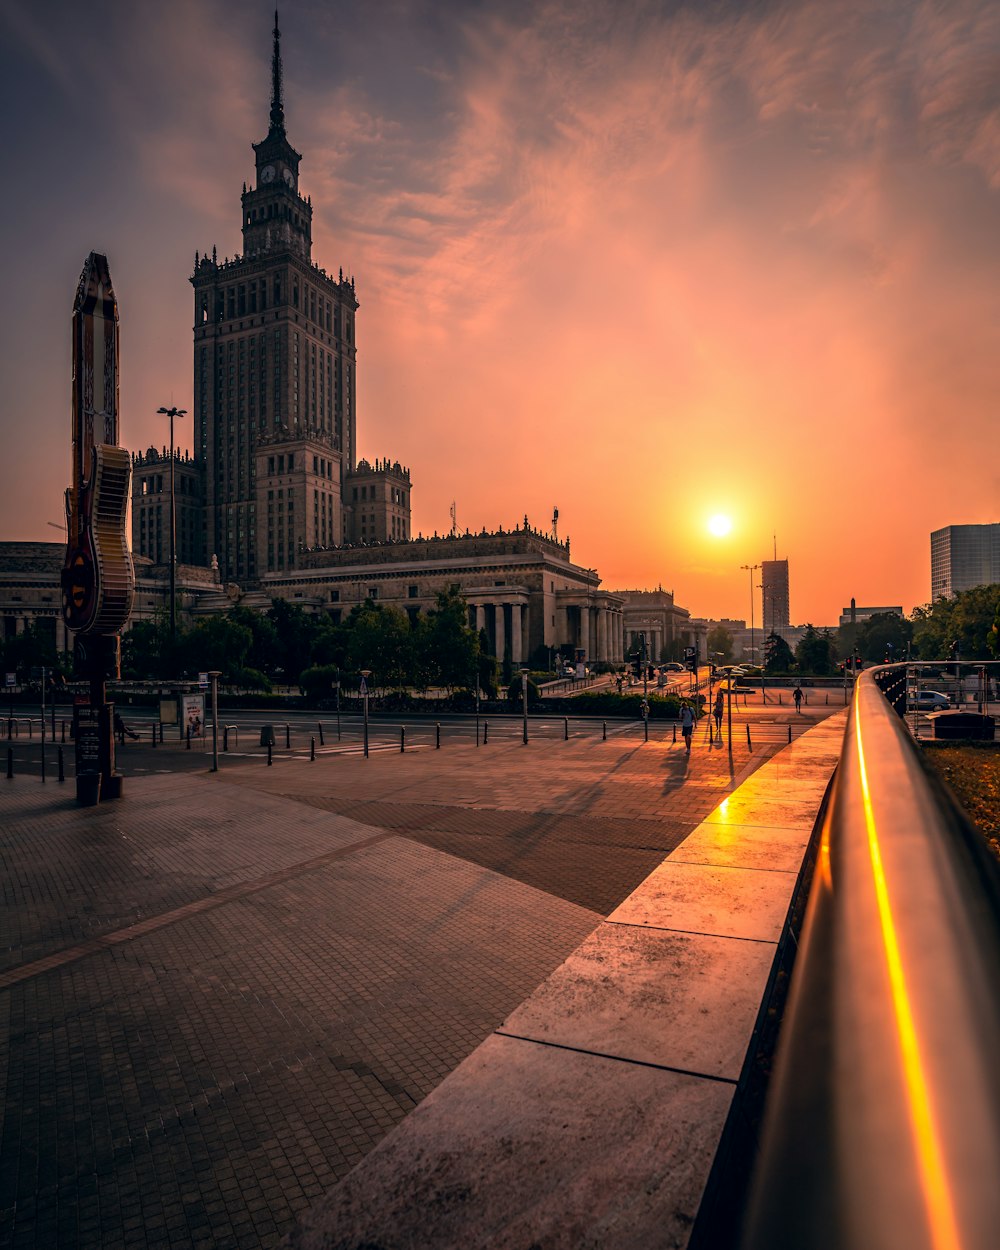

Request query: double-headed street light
[
  {"left": 740, "top": 563, "right": 762, "bottom": 703},
  {"left": 156, "top": 406, "right": 187, "bottom": 646}
]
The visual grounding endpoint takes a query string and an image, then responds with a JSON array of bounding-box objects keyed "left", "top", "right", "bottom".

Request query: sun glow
[{"left": 707, "top": 513, "right": 733, "bottom": 537}]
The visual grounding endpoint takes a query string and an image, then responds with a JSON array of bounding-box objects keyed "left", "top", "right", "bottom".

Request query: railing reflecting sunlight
[{"left": 743, "top": 665, "right": 1000, "bottom": 1250}]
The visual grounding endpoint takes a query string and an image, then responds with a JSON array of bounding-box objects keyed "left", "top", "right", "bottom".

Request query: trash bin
[
  {"left": 260, "top": 724, "right": 276, "bottom": 747},
  {"left": 929, "top": 711, "right": 995, "bottom": 741}
]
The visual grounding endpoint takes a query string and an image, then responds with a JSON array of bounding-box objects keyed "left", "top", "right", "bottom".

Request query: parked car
[
  {"left": 663, "top": 662, "right": 685, "bottom": 673},
  {"left": 908, "top": 689, "right": 950, "bottom": 711}
]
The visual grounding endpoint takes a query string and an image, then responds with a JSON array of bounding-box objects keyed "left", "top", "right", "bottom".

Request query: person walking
[
  {"left": 793, "top": 685, "right": 803, "bottom": 713},
  {"left": 713, "top": 689, "right": 724, "bottom": 737},
  {"left": 680, "top": 703, "right": 695, "bottom": 752}
]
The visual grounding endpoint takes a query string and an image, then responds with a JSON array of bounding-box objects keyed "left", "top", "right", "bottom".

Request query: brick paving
[{"left": 0, "top": 708, "right": 838, "bottom": 1248}]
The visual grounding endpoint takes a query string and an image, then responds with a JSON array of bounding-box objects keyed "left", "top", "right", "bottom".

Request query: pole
[
  {"left": 209, "top": 671, "right": 219, "bottom": 772},
  {"left": 521, "top": 669, "right": 529, "bottom": 744},
  {"left": 361, "top": 671, "right": 370, "bottom": 758},
  {"left": 335, "top": 682, "right": 341, "bottom": 740},
  {"left": 157, "top": 406, "right": 186, "bottom": 649}
]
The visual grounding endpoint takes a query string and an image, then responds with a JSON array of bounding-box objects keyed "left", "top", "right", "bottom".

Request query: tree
[
  {"left": 855, "top": 612, "right": 913, "bottom": 664},
  {"left": 345, "top": 600, "right": 412, "bottom": 692},
  {"left": 911, "top": 586, "right": 1000, "bottom": 660},
  {"left": 795, "top": 624, "right": 835, "bottom": 675},
  {"left": 121, "top": 618, "right": 170, "bottom": 680},
  {"left": 707, "top": 625, "right": 734, "bottom": 665},
  {"left": 177, "top": 615, "right": 252, "bottom": 681},
  {"left": 229, "top": 606, "right": 281, "bottom": 677},
  {"left": 268, "top": 598, "right": 318, "bottom": 683},
  {"left": 418, "top": 588, "right": 479, "bottom": 691},
  {"left": 764, "top": 632, "right": 795, "bottom": 673}
]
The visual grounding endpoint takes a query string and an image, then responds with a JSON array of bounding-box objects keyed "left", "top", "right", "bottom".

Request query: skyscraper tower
[
  {"left": 191, "top": 11, "right": 359, "bottom": 582},
  {"left": 761, "top": 558, "right": 790, "bottom": 636}
]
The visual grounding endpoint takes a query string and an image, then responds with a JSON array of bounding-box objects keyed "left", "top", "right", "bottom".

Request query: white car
[{"left": 908, "top": 689, "right": 950, "bottom": 711}]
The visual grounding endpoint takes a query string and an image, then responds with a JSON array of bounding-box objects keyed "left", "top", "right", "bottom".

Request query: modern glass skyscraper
[{"left": 930, "top": 524, "right": 1000, "bottom": 598}]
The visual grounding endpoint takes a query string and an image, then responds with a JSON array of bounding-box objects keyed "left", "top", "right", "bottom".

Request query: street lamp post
[
  {"left": 157, "top": 406, "right": 187, "bottom": 647},
  {"left": 520, "top": 667, "right": 529, "bottom": 744},
  {"left": 741, "top": 563, "right": 761, "bottom": 703},
  {"left": 360, "top": 670, "right": 371, "bottom": 757},
  {"left": 208, "top": 670, "right": 220, "bottom": 772}
]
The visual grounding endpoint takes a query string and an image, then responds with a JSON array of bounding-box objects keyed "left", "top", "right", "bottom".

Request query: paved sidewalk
[{"left": 0, "top": 709, "right": 839, "bottom": 1248}]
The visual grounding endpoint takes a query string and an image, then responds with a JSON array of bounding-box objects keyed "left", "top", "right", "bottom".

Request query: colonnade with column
[
  {"left": 469, "top": 596, "right": 625, "bottom": 666},
  {"left": 559, "top": 600, "right": 624, "bottom": 665},
  {"left": 472, "top": 600, "right": 527, "bottom": 666}
]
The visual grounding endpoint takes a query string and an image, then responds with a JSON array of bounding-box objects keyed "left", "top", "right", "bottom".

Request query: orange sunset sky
[{"left": 1, "top": 0, "right": 998, "bottom": 624}]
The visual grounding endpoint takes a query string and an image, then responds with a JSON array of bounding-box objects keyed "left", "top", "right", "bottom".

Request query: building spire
[{"left": 270, "top": 10, "right": 285, "bottom": 135}]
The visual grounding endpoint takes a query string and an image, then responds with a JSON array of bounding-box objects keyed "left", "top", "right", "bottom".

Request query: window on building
[
  {"left": 408, "top": 585, "right": 418, "bottom": 598},
  {"left": 367, "top": 586, "right": 378, "bottom": 599}
]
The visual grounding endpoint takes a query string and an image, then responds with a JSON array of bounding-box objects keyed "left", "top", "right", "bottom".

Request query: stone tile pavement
[{"left": 0, "top": 707, "right": 840, "bottom": 1248}]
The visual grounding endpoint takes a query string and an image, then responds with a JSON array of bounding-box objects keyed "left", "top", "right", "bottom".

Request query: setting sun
[{"left": 707, "top": 513, "right": 733, "bottom": 538}]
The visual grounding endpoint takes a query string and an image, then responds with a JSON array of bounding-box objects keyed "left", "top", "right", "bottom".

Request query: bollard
[
  {"left": 788, "top": 724, "right": 792, "bottom": 743},
  {"left": 746, "top": 724, "right": 752, "bottom": 751},
  {"left": 58, "top": 747, "right": 65, "bottom": 783},
  {"left": 61, "top": 721, "right": 67, "bottom": 743},
  {"left": 223, "top": 727, "right": 229, "bottom": 752},
  {"left": 310, "top": 736, "right": 316, "bottom": 761},
  {"left": 285, "top": 724, "right": 291, "bottom": 749},
  {"left": 160, "top": 723, "right": 165, "bottom": 744},
  {"left": 267, "top": 743, "right": 273, "bottom": 766},
  {"left": 436, "top": 722, "right": 441, "bottom": 749},
  {"left": 318, "top": 723, "right": 325, "bottom": 747},
  {"left": 186, "top": 727, "right": 191, "bottom": 750},
  {"left": 672, "top": 723, "right": 677, "bottom": 743},
  {"left": 602, "top": 721, "right": 607, "bottom": 741},
  {"left": 6, "top": 748, "right": 11, "bottom": 779},
  {"left": 778, "top": 692, "right": 782, "bottom": 705},
  {"left": 483, "top": 722, "right": 489, "bottom": 744},
  {"left": 401, "top": 726, "right": 406, "bottom": 752},
  {"left": 826, "top": 693, "right": 829, "bottom": 705},
  {"left": 41, "top": 743, "right": 45, "bottom": 784},
  {"left": 564, "top": 717, "right": 569, "bottom": 741},
  {"left": 152, "top": 724, "right": 157, "bottom": 748},
  {"left": 644, "top": 718, "right": 649, "bottom": 742}
]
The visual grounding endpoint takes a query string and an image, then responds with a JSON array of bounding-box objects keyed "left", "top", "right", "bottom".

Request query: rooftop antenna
[{"left": 773, "top": 533, "right": 777, "bottom": 561}]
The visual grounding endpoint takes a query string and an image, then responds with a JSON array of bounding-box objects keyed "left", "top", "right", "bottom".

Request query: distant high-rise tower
[
  {"left": 190, "top": 12, "right": 361, "bottom": 582},
  {"left": 761, "top": 559, "right": 790, "bottom": 634},
  {"left": 930, "top": 524, "right": 1000, "bottom": 598}
]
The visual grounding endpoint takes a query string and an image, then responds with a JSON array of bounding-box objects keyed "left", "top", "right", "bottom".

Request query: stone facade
[
  {"left": 235, "top": 526, "right": 625, "bottom": 667},
  {"left": 615, "top": 588, "right": 693, "bottom": 662},
  {"left": 0, "top": 543, "right": 222, "bottom": 652},
  {"left": 131, "top": 448, "right": 205, "bottom": 567}
]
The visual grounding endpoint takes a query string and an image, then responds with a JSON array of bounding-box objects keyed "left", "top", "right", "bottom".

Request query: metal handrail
[{"left": 744, "top": 666, "right": 1000, "bottom": 1250}]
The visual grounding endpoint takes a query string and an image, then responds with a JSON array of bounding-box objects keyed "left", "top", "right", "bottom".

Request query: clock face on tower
[
  {"left": 282, "top": 168, "right": 295, "bottom": 187},
  {"left": 260, "top": 165, "right": 276, "bottom": 183}
]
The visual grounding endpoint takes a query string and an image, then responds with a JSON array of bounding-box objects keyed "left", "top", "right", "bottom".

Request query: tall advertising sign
[{"left": 60, "top": 253, "right": 135, "bottom": 804}]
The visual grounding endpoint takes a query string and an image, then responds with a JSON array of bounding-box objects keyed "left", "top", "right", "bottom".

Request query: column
[
  {"left": 597, "top": 609, "right": 607, "bottom": 662},
  {"left": 475, "top": 604, "right": 485, "bottom": 634},
  {"left": 511, "top": 603, "right": 523, "bottom": 665},
  {"left": 494, "top": 603, "right": 505, "bottom": 660},
  {"left": 580, "top": 605, "right": 590, "bottom": 660}
]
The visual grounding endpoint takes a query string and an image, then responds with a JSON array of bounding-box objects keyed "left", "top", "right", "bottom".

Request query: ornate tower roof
[{"left": 269, "top": 9, "right": 285, "bottom": 137}]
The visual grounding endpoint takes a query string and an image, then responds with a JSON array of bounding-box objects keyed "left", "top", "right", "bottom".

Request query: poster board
[{"left": 181, "top": 694, "right": 205, "bottom": 738}]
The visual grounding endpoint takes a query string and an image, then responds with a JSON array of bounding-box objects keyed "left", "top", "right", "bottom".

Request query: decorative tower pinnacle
[{"left": 269, "top": 10, "right": 285, "bottom": 135}]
